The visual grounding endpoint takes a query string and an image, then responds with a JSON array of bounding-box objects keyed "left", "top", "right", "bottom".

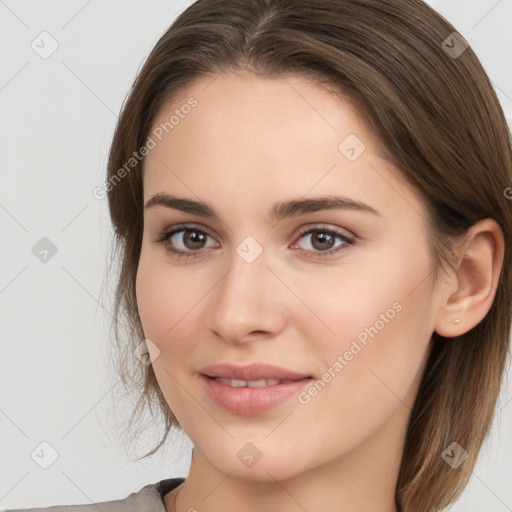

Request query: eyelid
[
  {"left": 153, "top": 222, "right": 218, "bottom": 246},
  {"left": 294, "top": 223, "right": 354, "bottom": 241},
  {"left": 155, "top": 222, "right": 354, "bottom": 241}
]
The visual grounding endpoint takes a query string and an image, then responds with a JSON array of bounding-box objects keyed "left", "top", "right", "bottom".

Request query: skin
[{"left": 135, "top": 72, "right": 504, "bottom": 512}]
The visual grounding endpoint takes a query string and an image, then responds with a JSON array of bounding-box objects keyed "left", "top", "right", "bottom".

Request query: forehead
[
  {"left": 142, "top": 72, "right": 425, "bottom": 222},
  {"left": 149, "top": 71, "right": 368, "bottom": 152}
]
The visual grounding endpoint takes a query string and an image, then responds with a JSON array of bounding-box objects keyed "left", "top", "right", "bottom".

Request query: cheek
[
  {"left": 135, "top": 249, "right": 211, "bottom": 375},
  {"left": 135, "top": 251, "right": 188, "bottom": 346},
  {"left": 135, "top": 253, "right": 198, "bottom": 409},
  {"left": 296, "top": 237, "right": 435, "bottom": 402},
  {"left": 294, "top": 242, "right": 432, "bottom": 351}
]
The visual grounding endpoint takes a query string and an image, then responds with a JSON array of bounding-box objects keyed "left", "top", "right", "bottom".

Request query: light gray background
[{"left": 1, "top": 0, "right": 511, "bottom": 510}]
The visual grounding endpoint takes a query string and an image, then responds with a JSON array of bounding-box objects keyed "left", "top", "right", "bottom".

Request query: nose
[{"left": 205, "top": 243, "right": 287, "bottom": 345}]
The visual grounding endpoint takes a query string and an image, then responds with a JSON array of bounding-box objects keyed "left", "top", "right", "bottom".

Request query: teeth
[
  {"left": 215, "top": 377, "right": 293, "bottom": 387},
  {"left": 248, "top": 378, "right": 281, "bottom": 387}
]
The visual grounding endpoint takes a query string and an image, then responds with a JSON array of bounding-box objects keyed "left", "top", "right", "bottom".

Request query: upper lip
[{"left": 200, "top": 363, "right": 312, "bottom": 381}]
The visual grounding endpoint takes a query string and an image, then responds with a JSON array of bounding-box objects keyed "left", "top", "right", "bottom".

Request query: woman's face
[{"left": 136, "top": 72, "right": 443, "bottom": 482}]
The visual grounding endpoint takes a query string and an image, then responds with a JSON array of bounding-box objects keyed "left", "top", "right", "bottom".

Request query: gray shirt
[{"left": 3, "top": 477, "right": 185, "bottom": 512}]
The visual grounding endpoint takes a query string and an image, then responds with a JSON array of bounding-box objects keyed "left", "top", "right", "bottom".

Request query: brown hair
[{"left": 105, "top": 1, "right": 512, "bottom": 510}]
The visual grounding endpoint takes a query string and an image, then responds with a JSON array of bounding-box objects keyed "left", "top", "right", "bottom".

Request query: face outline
[{"left": 135, "top": 71, "right": 445, "bottom": 493}]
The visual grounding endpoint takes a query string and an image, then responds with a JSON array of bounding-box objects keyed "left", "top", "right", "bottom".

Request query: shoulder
[{"left": 3, "top": 478, "right": 185, "bottom": 512}]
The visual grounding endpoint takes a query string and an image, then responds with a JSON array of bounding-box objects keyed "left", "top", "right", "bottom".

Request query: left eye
[
  {"left": 154, "top": 225, "right": 355, "bottom": 259},
  {"left": 293, "top": 227, "right": 355, "bottom": 255}
]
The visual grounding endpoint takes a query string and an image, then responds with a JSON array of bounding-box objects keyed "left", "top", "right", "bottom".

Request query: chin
[{"left": 201, "top": 438, "right": 314, "bottom": 483}]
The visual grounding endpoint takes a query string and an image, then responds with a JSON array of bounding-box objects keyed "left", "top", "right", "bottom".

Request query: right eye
[{"left": 154, "top": 224, "right": 218, "bottom": 259}]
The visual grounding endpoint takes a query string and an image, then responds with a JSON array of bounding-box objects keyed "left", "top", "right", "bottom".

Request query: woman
[{"left": 7, "top": 0, "right": 511, "bottom": 511}]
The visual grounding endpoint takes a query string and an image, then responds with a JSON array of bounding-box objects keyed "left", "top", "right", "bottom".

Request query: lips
[
  {"left": 199, "top": 363, "right": 314, "bottom": 415},
  {"left": 200, "top": 374, "right": 313, "bottom": 415},
  {"left": 199, "top": 362, "right": 312, "bottom": 381}
]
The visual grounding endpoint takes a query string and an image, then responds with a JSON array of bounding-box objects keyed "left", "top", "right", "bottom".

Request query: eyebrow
[{"left": 144, "top": 192, "right": 382, "bottom": 220}]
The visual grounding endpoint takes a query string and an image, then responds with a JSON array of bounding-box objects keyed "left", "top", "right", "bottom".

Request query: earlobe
[{"left": 434, "top": 218, "right": 505, "bottom": 338}]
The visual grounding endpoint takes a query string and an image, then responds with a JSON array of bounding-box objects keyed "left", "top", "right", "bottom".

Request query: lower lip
[{"left": 201, "top": 374, "right": 313, "bottom": 415}]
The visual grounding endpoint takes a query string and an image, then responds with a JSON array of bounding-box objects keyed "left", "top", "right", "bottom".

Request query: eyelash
[{"left": 153, "top": 223, "right": 355, "bottom": 260}]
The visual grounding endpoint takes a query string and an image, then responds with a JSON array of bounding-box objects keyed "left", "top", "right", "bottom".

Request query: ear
[{"left": 434, "top": 218, "right": 505, "bottom": 337}]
